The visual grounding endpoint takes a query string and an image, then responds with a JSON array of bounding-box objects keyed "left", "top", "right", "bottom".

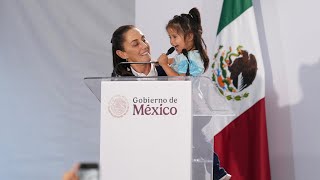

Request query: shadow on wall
[
  {"left": 253, "top": 0, "right": 295, "bottom": 179},
  {"left": 265, "top": 76, "right": 295, "bottom": 180},
  {"left": 290, "top": 58, "right": 320, "bottom": 179},
  {"left": 266, "top": 58, "right": 320, "bottom": 180}
]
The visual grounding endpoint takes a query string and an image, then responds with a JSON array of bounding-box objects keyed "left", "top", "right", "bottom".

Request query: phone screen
[{"left": 78, "top": 163, "right": 99, "bottom": 180}]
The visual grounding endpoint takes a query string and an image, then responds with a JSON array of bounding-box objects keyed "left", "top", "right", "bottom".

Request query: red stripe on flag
[{"left": 214, "top": 98, "right": 271, "bottom": 180}]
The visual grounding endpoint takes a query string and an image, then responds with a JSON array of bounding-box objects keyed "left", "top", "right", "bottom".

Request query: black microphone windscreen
[
  {"left": 182, "top": 49, "right": 188, "bottom": 57},
  {"left": 166, "top": 47, "right": 175, "bottom": 55}
]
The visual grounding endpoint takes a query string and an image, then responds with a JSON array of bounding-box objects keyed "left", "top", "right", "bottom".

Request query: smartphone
[{"left": 78, "top": 163, "right": 99, "bottom": 180}]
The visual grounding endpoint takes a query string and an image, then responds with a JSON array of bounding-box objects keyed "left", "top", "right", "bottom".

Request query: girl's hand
[
  {"left": 157, "top": 53, "right": 179, "bottom": 76},
  {"left": 157, "top": 53, "right": 169, "bottom": 66}
]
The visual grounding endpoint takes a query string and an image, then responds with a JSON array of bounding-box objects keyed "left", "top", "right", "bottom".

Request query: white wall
[
  {"left": 256, "top": 0, "right": 320, "bottom": 179},
  {"left": 0, "top": 1, "right": 134, "bottom": 179}
]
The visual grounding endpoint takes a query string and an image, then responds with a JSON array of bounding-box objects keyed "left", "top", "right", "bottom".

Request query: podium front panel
[{"left": 100, "top": 80, "right": 192, "bottom": 180}]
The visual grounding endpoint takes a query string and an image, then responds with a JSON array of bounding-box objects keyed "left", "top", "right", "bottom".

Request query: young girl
[
  {"left": 158, "top": 8, "right": 231, "bottom": 180},
  {"left": 158, "top": 7, "right": 209, "bottom": 76}
]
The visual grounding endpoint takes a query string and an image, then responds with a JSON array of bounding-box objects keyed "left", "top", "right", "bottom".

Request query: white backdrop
[
  {"left": 1, "top": 0, "right": 320, "bottom": 179},
  {"left": 0, "top": 1, "right": 134, "bottom": 179},
  {"left": 257, "top": 0, "right": 320, "bottom": 179}
]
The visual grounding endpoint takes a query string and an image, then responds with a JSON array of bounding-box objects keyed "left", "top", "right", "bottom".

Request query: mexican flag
[{"left": 203, "top": 0, "right": 271, "bottom": 179}]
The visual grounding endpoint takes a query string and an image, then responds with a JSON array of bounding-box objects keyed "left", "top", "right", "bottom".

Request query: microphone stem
[
  {"left": 112, "top": 61, "right": 158, "bottom": 77},
  {"left": 119, "top": 62, "right": 158, "bottom": 65},
  {"left": 182, "top": 50, "right": 190, "bottom": 76},
  {"left": 186, "top": 64, "right": 190, "bottom": 76}
]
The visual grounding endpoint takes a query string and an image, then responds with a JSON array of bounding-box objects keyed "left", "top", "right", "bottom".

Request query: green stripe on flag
[{"left": 217, "top": 0, "right": 252, "bottom": 35}]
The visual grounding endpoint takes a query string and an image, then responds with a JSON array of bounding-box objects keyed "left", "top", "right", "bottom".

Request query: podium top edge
[{"left": 84, "top": 76, "right": 212, "bottom": 81}]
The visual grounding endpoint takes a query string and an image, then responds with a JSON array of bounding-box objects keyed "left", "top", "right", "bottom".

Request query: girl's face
[
  {"left": 167, "top": 27, "right": 193, "bottom": 54},
  {"left": 117, "top": 28, "right": 151, "bottom": 62}
]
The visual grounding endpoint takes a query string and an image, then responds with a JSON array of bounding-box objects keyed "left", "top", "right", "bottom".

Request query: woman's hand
[{"left": 62, "top": 164, "right": 79, "bottom": 180}]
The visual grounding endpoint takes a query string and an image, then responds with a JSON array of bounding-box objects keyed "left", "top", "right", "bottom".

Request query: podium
[{"left": 84, "top": 76, "right": 233, "bottom": 180}]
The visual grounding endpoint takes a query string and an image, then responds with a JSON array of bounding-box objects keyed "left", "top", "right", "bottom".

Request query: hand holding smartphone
[{"left": 78, "top": 163, "right": 99, "bottom": 180}]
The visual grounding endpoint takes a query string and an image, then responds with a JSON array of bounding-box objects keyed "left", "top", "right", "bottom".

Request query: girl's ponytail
[{"left": 188, "top": 8, "right": 209, "bottom": 71}]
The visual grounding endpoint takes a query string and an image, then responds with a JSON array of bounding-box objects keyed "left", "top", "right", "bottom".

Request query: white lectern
[{"left": 84, "top": 76, "right": 232, "bottom": 180}]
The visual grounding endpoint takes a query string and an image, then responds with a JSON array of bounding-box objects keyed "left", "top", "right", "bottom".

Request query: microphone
[
  {"left": 111, "top": 47, "right": 175, "bottom": 77},
  {"left": 166, "top": 47, "right": 175, "bottom": 55},
  {"left": 111, "top": 61, "right": 159, "bottom": 77},
  {"left": 182, "top": 49, "right": 190, "bottom": 76}
]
